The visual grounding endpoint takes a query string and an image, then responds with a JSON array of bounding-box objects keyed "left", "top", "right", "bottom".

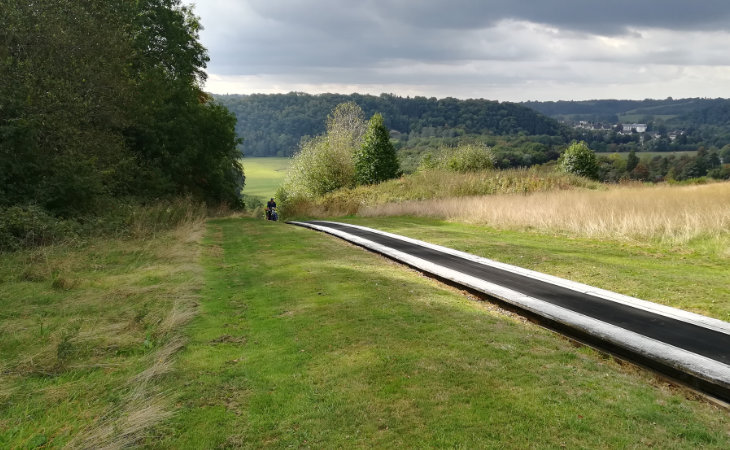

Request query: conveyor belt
[{"left": 291, "top": 220, "right": 730, "bottom": 403}]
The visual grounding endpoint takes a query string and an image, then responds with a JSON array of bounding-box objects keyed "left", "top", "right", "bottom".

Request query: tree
[
  {"left": 280, "top": 103, "right": 367, "bottom": 198},
  {"left": 355, "top": 114, "right": 400, "bottom": 184},
  {"left": 326, "top": 102, "right": 367, "bottom": 150},
  {"left": 1, "top": 0, "right": 135, "bottom": 215},
  {"left": 626, "top": 150, "right": 639, "bottom": 173},
  {"left": 1, "top": 0, "right": 244, "bottom": 213},
  {"left": 721, "top": 144, "right": 730, "bottom": 164},
  {"left": 559, "top": 141, "right": 599, "bottom": 180}
]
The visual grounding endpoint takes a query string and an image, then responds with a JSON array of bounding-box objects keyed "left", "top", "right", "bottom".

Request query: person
[{"left": 266, "top": 198, "right": 277, "bottom": 220}]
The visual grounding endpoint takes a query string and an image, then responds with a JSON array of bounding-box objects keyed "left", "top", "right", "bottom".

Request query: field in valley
[{"left": 241, "top": 157, "right": 291, "bottom": 202}]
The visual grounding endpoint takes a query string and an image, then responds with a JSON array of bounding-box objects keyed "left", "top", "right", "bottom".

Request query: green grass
[
  {"left": 0, "top": 224, "right": 203, "bottom": 448},
  {"left": 241, "top": 157, "right": 291, "bottom": 201},
  {"left": 3, "top": 217, "right": 729, "bottom": 447},
  {"left": 597, "top": 150, "right": 697, "bottom": 159},
  {"left": 618, "top": 114, "right": 678, "bottom": 122},
  {"left": 144, "top": 218, "right": 728, "bottom": 447},
  {"left": 339, "top": 216, "right": 730, "bottom": 322}
]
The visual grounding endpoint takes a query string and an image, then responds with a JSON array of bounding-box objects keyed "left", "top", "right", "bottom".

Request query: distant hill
[
  {"left": 213, "top": 93, "right": 565, "bottom": 157},
  {"left": 522, "top": 98, "right": 730, "bottom": 127}
]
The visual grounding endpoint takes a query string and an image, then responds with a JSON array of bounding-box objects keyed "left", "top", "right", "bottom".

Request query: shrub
[
  {"left": 443, "top": 144, "right": 495, "bottom": 172},
  {"left": 708, "top": 165, "right": 730, "bottom": 180},
  {"left": 280, "top": 103, "right": 369, "bottom": 199},
  {"left": 0, "top": 205, "right": 80, "bottom": 251},
  {"left": 419, "top": 144, "right": 495, "bottom": 173},
  {"left": 283, "top": 135, "right": 356, "bottom": 198},
  {"left": 559, "top": 141, "right": 599, "bottom": 180}
]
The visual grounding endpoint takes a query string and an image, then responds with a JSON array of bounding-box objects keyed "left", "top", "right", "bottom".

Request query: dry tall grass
[
  {"left": 362, "top": 182, "right": 730, "bottom": 243},
  {"left": 282, "top": 168, "right": 600, "bottom": 218}
]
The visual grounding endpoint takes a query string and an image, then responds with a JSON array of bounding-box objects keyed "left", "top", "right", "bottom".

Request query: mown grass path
[{"left": 149, "top": 218, "right": 729, "bottom": 448}]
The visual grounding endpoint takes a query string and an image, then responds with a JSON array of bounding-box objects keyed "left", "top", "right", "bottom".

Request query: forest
[
  {"left": 216, "top": 93, "right": 730, "bottom": 175},
  {"left": 1, "top": 0, "right": 243, "bottom": 250},
  {"left": 525, "top": 97, "right": 730, "bottom": 152},
  {"left": 213, "top": 93, "right": 567, "bottom": 157}
]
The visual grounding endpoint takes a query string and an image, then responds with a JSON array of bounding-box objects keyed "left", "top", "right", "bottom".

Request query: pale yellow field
[{"left": 362, "top": 182, "right": 730, "bottom": 244}]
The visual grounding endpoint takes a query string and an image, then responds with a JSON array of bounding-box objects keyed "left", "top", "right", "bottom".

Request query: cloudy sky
[{"left": 187, "top": 0, "right": 730, "bottom": 101}]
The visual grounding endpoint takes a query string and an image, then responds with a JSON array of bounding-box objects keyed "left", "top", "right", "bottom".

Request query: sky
[{"left": 186, "top": 0, "right": 730, "bottom": 101}]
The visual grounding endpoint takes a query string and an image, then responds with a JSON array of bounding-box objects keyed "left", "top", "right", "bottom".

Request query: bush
[
  {"left": 708, "top": 165, "right": 730, "bottom": 180},
  {"left": 419, "top": 144, "right": 495, "bottom": 173},
  {"left": 0, "top": 197, "right": 208, "bottom": 252},
  {"left": 0, "top": 205, "right": 80, "bottom": 251},
  {"left": 282, "top": 135, "right": 356, "bottom": 198},
  {"left": 559, "top": 141, "right": 599, "bottom": 180}
]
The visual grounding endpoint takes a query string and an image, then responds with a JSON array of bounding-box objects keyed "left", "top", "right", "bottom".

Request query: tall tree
[
  {"left": 0, "top": 0, "right": 244, "bottom": 214},
  {"left": 626, "top": 150, "right": 639, "bottom": 173},
  {"left": 125, "top": 0, "right": 243, "bottom": 206},
  {"left": 1, "top": 0, "right": 135, "bottom": 215},
  {"left": 355, "top": 114, "right": 400, "bottom": 185}
]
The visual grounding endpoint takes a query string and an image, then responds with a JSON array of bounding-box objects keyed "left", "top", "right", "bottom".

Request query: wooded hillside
[{"left": 213, "top": 93, "right": 565, "bottom": 157}]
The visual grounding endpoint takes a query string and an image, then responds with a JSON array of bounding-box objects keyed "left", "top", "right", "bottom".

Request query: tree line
[
  {"left": 213, "top": 93, "right": 566, "bottom": 157},
  {"left": 558, "top": 143, "right": 730, "bottom": 183},
  {"left": 526, "top": 98, "right": 730, "bottom": 152},
  {"left": 1, "top": 0, "right": 243, "bottom": 222}
]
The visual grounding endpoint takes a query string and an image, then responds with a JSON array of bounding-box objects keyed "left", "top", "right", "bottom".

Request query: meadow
[
  {"left": 2, "top": 214, "right": 729, "bottom": 447},
  {"left": 597, "top": 150, "right": 697, "bottom": 159},
  {"left": 361, "top": 181, "right": 730, "bottom": 244},
  {"left": 281, "top": 167, "right": 601, "bottom": 218},
  {"left": 3, "top": 164, "right": 730, "bottom": 446},
  {"left": 150, "top": 218, "right": 729, "bottom": 447},
  {"left": 241, "top": 157, "right": 291, "bottom": 201},
  {"left": 0, "top": 215, "right": 205, "bottom": 448}
]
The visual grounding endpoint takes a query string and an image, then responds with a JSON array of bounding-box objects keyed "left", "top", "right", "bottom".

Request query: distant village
[{"left": 572, "top": 121, "right": 684, "bottom": 142}]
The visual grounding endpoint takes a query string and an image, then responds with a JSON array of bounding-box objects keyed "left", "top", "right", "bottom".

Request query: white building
[{"left": 622, "top": 123, "right": 647, "bottom": 133}]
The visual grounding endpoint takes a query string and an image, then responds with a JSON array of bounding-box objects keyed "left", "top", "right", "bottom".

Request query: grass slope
[
  {"left": 241, "top": 157, "right": 291, "bottom": 201},
  {"left": 0, "top": 224, "right": 203, "bottom": 448},
  {"left": 147, "top": 218, "right": 728, "bottom": 447}
]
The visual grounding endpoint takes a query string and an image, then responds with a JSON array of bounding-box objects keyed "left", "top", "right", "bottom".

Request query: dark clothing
[{"left": 267, "top": 200, "right": 277, "bottom": 209}]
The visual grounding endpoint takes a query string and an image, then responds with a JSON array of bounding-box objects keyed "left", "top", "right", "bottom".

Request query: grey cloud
[
  {"left": 190, "top": 1, "right": 730, "bottom": 100},
  {"left": 381, "top": 0, "right": 730, "bottom": 34},
  {"left": 242, "top": 0, "right": 730, "bottom": 34}
]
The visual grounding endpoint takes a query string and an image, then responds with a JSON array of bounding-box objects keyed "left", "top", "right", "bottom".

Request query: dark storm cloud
[
  {"left": 190, "top": 1, "right": 730, "bottom": 100},
  {"left": 201, "top": 0, "right": 730, "bottom": 74},
  {"left": 382, "top": 0, "right": 730, "bottom": 34}
]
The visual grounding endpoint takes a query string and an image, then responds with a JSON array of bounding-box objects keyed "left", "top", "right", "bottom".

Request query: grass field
[
  {"left": 146, "top": 218, "right": 728, "bottom": 447},
  {"left": 0, "top": 221, "right": 204, "bottom": 448},
  {"left": 362, "top": 182, "right": 730, "bottom": 245},
  {"left": 617, "top": 114, "right": 678, "bottom": 122},
  {"left": 282, "top": 168, "right": 601, "bottom": 218},
  {"left": 597, "top": 150, "right": 697, "bottom": 159},
  {"left": 342, "top": 216, "right": 730, "bottom": 322},
  {"left": 2, "top": 218, "right": 729, "bottom": 446},
  {"left": 241, "top": 157, "right": 291, "bottom": 201}
]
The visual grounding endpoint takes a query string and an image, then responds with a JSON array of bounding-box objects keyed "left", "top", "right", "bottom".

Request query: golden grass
[
  {"left": 283, "top": 167, "right": 600, "bottom": 218},
  {"left": 362, "top": 181, "right": 730, "bottom": 244}
]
